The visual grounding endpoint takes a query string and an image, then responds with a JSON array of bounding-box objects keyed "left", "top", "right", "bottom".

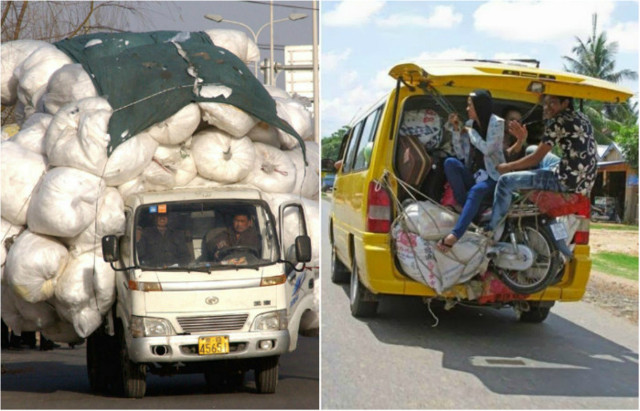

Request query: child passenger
[{"left": 436, "top": 89, "right": 505, "bottom": 252}]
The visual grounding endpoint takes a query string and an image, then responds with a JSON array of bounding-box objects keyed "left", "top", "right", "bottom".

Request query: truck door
[{"left": 278, "top": 202, "right": 311, "bottom": 340}]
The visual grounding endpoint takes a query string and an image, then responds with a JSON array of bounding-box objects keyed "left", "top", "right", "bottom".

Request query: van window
[
  {"left": 353, "top": 106, "right": 382, "bottom": 171},
  {"left": 342, "top": 121, "right": 363, "bottom": 173}
]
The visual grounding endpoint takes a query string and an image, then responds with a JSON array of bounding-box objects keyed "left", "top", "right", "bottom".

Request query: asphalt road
[
  {"left": 1, "top": 335, "right": 318, "bottom": 409},
  {"left": 321, "top": 199, "right": 639, "bottom": 409}
]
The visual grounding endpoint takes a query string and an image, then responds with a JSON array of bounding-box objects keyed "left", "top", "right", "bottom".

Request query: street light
[{"left": 204, "top": 12, "right": 307, "bottom": 82}]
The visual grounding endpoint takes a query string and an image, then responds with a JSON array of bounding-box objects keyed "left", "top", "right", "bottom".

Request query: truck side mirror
[
  {"left": 294, "top": 235, "right": 312, "bottom": 263},
  {"left": 102, "top": 235, "right": 119, "bottom": 263}
]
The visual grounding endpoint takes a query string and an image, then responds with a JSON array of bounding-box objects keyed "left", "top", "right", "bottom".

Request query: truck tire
[
  {"left": 516, "top": 302, "right": 553, "bottom": 323},
  {"left": 116, "top": 324, "right": 147, "bottom": 398},
  {"left": 331, "top": 246, "right": 350, "bottom": 284},
  {"left": 349, "top": 257, "right": 378, "bottom": 318},
  {"left": 254, "top": 356, "right": 279, "bottom": 394}
]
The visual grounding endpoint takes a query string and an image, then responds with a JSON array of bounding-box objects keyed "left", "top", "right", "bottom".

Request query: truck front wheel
[
  {"left": 254, "top": 356, "right": 279, "bottom": 394},
  {"left": 86, "top": 332, "right": 109, "bottom": 394},
  {"left": 116, "top": 324, "right": 147, "bottom": 398}
]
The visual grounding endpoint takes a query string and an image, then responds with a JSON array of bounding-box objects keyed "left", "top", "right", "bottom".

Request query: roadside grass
[
  {"left": 591, "top": 252, "right": 639, "bottom": 281},
  {"left": 591, "top": 222, "right": 638, "bottom": 231}
]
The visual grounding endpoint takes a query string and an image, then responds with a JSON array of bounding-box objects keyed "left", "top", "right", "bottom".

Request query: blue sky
[{"left": 320, "top": 0, "right": 639, "bottom": 136}]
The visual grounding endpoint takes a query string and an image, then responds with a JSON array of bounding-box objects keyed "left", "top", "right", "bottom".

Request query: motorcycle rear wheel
[{"left": 497, "top": 221, "right": 561, "bottom": 295}]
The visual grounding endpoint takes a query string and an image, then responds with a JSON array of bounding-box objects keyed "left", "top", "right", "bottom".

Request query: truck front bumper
[{"left": 128, "top": 330, "right": 290, "bottom": 363}]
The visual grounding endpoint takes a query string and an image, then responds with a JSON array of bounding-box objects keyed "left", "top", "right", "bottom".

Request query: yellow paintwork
[{"left": 331, "top": 61, "right": 627, "bottom": 303}]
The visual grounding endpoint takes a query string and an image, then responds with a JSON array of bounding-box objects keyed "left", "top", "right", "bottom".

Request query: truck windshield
[{"left": 134, "top": 201, "right": 278, "bottom": 270}]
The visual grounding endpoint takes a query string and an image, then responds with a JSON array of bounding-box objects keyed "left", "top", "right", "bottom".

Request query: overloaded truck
[
  {"left": 1, "top": 30, "right": 319, "bottom": 399},
  {"left": 91, "top": 186, "right": 316, "bottom": 397}
]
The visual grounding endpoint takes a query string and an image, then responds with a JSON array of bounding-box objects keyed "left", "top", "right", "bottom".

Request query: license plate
[
  {"left": 198, "top": 336, "right": 229, "bottom": 355},
  {"left": 549, "top": 222, "right": 568, "bottom": 240}
]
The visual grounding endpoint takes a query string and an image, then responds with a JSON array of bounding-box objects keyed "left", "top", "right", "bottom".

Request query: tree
[
  {"left": 563, "top": 14, "right": 637, "bottom": 83},
  {"left": 321, "top": 125, "right": 350, "bottom": 161}
]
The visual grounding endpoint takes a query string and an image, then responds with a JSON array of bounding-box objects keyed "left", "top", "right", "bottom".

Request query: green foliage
[
  {"left": 321, "top": 126, "right": 350, "bottom": 160},
  {"left": 592, "top": 252, "right": 638, "bottom": 281},
  {"left": 590, "top": 222, "right": 638, "bottom": 231},
  {"left": 613, "top": 123, "right": 639, "bottom": 169}
]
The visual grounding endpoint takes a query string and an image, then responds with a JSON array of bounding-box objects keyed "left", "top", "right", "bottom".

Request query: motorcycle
[{"left": 391, "top": 178, "right": 589, "bottom": 295}]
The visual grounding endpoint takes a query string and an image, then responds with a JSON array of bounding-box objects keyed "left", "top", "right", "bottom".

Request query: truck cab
[{"left": 90, "top": 186, "right": 315, "bottom": 398}]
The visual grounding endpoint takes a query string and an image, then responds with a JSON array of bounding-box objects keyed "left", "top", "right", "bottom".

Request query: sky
[
  {"left": 128, "top": 1, "right": 315, "bottom": 89},
  {"left": 320, "top": 0, "right": 640, "bottom": 136}
]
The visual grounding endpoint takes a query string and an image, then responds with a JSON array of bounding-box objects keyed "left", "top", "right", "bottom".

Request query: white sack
[
  {"left": 41, "top": 320, "right": 83, "bottom": 344},
  {"left": 27, "top": 167, "right": 105, "bottom": 237},
  {"left": 275, "top": 98, "right": 313, "bottom": 149},
  {"left": 143, "top": 144, "right": 197, "bottom": 190},
  {"left": 392, "top": 223, "right": 488, "bottom": 294},
  {"left": 15, "top": 45, "right": 73, "bottom": 110},
  {"left": 191, "top": 130, "right": 255, "bottom": 183},
  {"left": 289, "top": 146, "right": 320, "bottom": 199},
  {"left": 1, "top": 285, "right": 58, "bottom": 335},
  {"left": 103, "top": 133, "right": 158, "bottom": 186},
  {"left": 247, "top": 121, "right": 280, "bottom": 148},
  {"left": 264, "top": 85, "right": 291, "bottom": 100},
  {"left": 42, "top": 64, "right": 98, "bottom": 114},
  {"left": 4, "top": 230, "right": 69, "bottom": 303},
  {"left": 199, "top": 102, "right": 258, "bottom": 138},
  {"left": 205, "top": 29, "right": 260, "bottom": 63},
  {"left": 10, "top": 113, "right": 52, "bottom": 155},
  {"left": 184, "top": 176, "right": 223, "bottom": 188},
  {"left": 45, "top": 97, "right": 112, "bottom": 175},
  {"left": 55, "top": 251, "right": 114, "bottom": 314},
  {"left": 1, "top": 40, "right": 50, "bottom": 105},
  {"left": 244, "top": 143, "right": 297, "bottom": 193},
  {"left": 1, "top": 218, "right": 23, "bottom": 280},
  {"left": 403, "top": 201, "right": 458, "bottom": 240},
  {"left": 63, "top": 188, "right": 125, "bottom": 256},
  {"left": 143, "top": 103, "right": 201, "bottom": 145},
  {"left": 118, "top": 176, "right": 146, "bottom": 199},
  {"left": 0, "top": 141, "right": 47, "bottom": 225}
]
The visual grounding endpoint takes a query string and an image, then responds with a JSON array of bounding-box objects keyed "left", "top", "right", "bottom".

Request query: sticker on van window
[
  {"left": 149, "top": 205, "right": 158, "bottom": 213},
  {"left": 158, "top": 204, "right": 167, "bottom": 213}
]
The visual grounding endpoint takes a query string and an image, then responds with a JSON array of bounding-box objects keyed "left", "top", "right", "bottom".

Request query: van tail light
[
  {"left": 573, "top": 216, "right": 590, "bottom": 245},
  {"left": 367, "top": 181, "right": 391, "bottom": 233}
]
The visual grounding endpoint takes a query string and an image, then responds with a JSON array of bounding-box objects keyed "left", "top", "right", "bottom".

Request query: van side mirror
[
  {"left": 102, "top": 235, "right": 119, "bottom": 263},
  {"left": 295, "top": 235, "right": 312, "bottom": 263}
]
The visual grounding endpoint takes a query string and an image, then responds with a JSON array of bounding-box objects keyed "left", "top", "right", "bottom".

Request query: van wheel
[
  {"left": 516, "top": 302, "right": 553, "bottom": 323},
  {"left": 349, "top": 258, "right": 378, "bottom": 318},
  {"left": 255, "top": 356, "right": 279, "bottom": 394},
  {"left": 116, "top": 324, "right": 147, "bottom": 398},
  {"left": 331, "top": 246, "right": 350, "bottom": 284}
]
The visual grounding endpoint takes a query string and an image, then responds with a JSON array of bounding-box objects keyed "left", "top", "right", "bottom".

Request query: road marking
[
  {"left": 622, "top": 355, "right": 638, "bottom": 364},
  {"left": 590, "top": 354, "right": 624, "bottom": 363},
  {"left": 470, "top": 356, "right": 588, "bottom": 369}
]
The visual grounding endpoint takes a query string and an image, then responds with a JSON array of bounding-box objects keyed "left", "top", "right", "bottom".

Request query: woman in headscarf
[{"left": 436, "top": 89, "right": 505, "bottom": 252}]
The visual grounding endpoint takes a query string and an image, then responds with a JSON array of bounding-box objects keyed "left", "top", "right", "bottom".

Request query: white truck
[{"left": 90, "top": 186, "right": 317, "bottom": 398}]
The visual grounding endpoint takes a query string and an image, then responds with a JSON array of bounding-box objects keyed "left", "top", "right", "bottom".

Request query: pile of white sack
[{"left": 1, "top": 30, "right": 319, "bottom": 343}]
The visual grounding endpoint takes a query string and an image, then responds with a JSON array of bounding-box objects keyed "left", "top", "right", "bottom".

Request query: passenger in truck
[{"left": 136, "top": 213, "right": 191, "bottom": 267}]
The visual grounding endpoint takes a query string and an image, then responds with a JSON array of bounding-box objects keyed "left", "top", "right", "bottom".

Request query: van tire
[
  {"left": 331, "top": 246, "right": 350, "bottom": 284},
  {"left": 255, "top": 356, "right": 279, "bottom": 394},
  {"left": 116, "top": 323, "right": 147, "bottom": 398},
  {"left": 349, "top": 258, "right": 378, "bottom": 318},
  {"left": 516, "top": 302, "right": 553, "bottom": 323}
]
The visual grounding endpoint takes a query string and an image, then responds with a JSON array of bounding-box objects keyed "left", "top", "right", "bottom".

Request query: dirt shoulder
[{"left": 582, "top": 228, "right": 638, "bottom": 324}]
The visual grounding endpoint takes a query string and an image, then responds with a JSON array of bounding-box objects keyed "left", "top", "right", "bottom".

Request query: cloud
[
  {"left": 493, "top": 52, "right": 537, "bottom": 62},
  {"left": 473, "top": 0, "right": 615, "bottom": 43},
  {"left": 416, "top": 48, "right": 480, "bottom": 61},
  {"left": 376, "top": 5, "right": 462, "bottom": 28},
  {"left": 339, "top": 70, "right": 359, "bottom": 88},
  {"left": 322, "top": 48, "right": 352, "bottom": 72},
  {"left": 607, "top": 22, "right": 639, "bottom": 52},
  {"left": 323, "top": 1, "right": 386, "bottom": 27}
]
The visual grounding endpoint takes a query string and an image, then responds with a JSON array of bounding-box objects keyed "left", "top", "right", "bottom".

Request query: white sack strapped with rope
[
  {"left": 1, "top": 286, "right": 58, "bottom": 336},
  {"left": 10, "top": 112, "right": 52, "bottom": 155}
]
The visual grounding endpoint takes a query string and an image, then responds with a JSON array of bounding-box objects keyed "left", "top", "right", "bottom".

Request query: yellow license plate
[{"left": 198, "top": 336, "right": 230, "bottom": 355}]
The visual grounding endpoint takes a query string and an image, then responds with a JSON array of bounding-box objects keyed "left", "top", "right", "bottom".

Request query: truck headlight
[
  {"left": 251, "top": 309, "right": 288, "bottom": 331},
  {"left": 130, "top": 316, "right": 176, "bottom": 338}
]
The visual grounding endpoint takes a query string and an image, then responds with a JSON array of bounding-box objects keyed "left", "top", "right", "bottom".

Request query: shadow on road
[{"left": 338, "top": 285, "right": 639, "bottom": 398}]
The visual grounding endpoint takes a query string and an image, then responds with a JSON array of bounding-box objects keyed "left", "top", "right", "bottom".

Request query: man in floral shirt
[{"left": 485, "top": 94, "right": 596, "bottom": 235}]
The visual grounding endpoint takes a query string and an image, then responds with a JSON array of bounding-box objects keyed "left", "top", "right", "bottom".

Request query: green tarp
[{"left": 54, "top": 31, "right": 304, "bottom": 160}]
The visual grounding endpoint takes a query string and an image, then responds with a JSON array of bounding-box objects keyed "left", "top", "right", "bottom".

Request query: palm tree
[{"left": 563, "top": 14, "right": 638, "bottom": 83}]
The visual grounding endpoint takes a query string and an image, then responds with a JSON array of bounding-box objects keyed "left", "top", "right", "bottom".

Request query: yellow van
[{"left": 328, "top": 60, "right": 633, "bottom": 321}]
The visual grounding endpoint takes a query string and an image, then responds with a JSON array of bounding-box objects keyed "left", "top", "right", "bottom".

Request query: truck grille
[{"left": 176, "top": 314, "right": 249, "bottom": 333}]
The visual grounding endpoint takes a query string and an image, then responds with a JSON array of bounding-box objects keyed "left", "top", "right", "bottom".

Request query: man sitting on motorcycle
[{"left": 485, "top": 94, "right": 597, "bottom": 238}]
